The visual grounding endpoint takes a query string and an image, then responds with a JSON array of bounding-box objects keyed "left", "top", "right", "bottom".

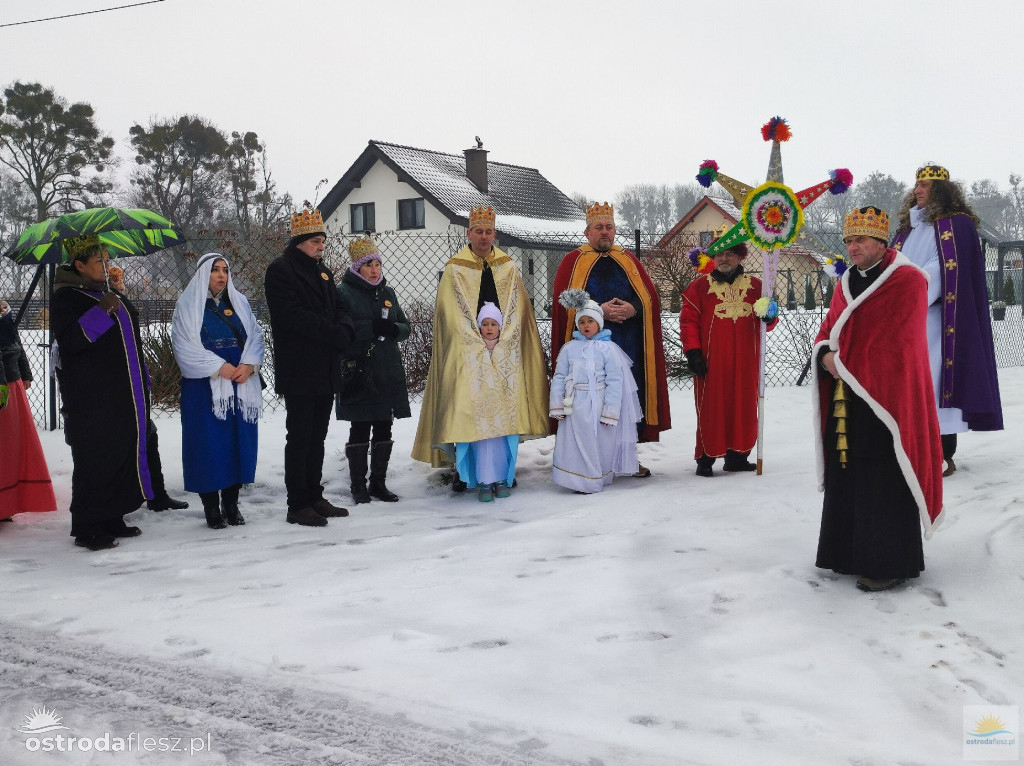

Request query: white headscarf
[{"left": 171, "top": 253, "right": 265, "bottom": 423}]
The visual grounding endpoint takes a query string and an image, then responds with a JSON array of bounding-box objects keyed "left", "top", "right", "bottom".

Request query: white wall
[{"left": 323, "top": 160, "right": 452, "bottom": 234}]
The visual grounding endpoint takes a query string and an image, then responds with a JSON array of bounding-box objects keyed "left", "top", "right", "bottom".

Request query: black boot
[
  {"left": 147, "top": 493, "right": 190, "bottom": 512},
  {"left": 346, "top": 442, "right": 372, "bottom": 504},
  {"left": 696, "top": 454, "right": 715, "bottom": 477},
  {"left": 200, "top": 492, "right": 226, "bottom": 529},
  {"left": 723, "top": 450, "right": 756, "bottom": 472},
  {"left": 369, "top": 440, "right": 399, "bottom": 502},
  {"left": 221, "top": 484, "right": 245, "bottom": 526}
]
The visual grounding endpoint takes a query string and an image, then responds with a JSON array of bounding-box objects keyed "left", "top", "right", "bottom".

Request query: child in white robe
[
  {"left": 550, "top": 291, "right": 642, "bottom": 493},
  {"left": 454, "top": 302, "right": 519, "bottom": 502}
]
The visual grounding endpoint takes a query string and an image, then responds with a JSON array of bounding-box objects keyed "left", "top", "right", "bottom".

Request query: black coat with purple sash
[{"left": 51, "top": 266, "right": 154, "bottom": 534}]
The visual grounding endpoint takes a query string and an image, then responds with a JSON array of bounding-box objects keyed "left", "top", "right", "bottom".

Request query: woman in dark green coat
[{"left": 336, "top": 237, "right": 411, "bottom": 503}]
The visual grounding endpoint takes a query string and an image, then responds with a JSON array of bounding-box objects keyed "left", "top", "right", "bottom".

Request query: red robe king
[{"left": 680, "top": 269, "right": 771, "bottom": 459}]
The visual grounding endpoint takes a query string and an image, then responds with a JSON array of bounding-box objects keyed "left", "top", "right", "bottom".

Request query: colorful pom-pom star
[
  {"left": 696, "top": 159, "right": 719, "bottom": 188},
  {"left": 753, "top": 296, "right": 780, "bottom": 321},
  {"left": 823, "top": 253, "right": 849, "bottom": 279},
  {"left": 687, "top": 246, "right": 714, "bottom": 274},
  {"left": 829, "top": 168, "right": 853, "bottom": 195},
  {"left": 761, "top": 117, "right": 792, "bottom": 143}
]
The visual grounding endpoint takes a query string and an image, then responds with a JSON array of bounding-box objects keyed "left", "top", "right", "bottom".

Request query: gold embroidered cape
[{"left": 411, "top": 245, "right": 549, "bottom": 467}]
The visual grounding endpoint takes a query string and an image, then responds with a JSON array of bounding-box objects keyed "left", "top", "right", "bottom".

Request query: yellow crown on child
[
  {"left": 916, "top": 165, "right": 949, "bottom": 182},
  {"left": 586, "top": 201, "right": 614, "bottom": 225},
  {"left": 66, "top": 234, "right": 102, "bottom": 260},
  {"left": 290, "top": 207, "right": 325, "bottom": 238},
  {"left": 843, "top": 206, "right": 890, "bottom": 242},
  {"left": 348, "top": 236, "right": 379, "bottom": 262},
  {"left": 468, "top": 205, "right": 495, "bottom": 229}
]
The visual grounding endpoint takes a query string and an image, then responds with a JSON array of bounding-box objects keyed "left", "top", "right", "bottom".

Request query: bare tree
[
  {"left": 224, "top": 131, "right": 293, "bottom": 238},
  {"left": 615, "top": 183, "right": 675, "bottom": 231},
  {"left": 969, "top": 179, "right": 1015, "bottom": 236},
  {"left": 671, "top": 182, "right": 704, "bottom": 222},
  {"left": 852, "top": 171, "right": 907, "bottom": 227},
  {"left": 0, "top": 167, "right": 37, "bottom": 295}
]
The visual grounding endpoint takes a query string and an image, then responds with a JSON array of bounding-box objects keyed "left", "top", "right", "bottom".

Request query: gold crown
[
  {"left": 916, "top": 165, "right": 949, "bottom": 182},
  {"left": 843, "top": 206, "right": 890, "bottom": 242},
  {"left": 468, "top": 205, "right": 496, "bottom": 229},
  {"left": 66, "top": 234, "right": 102, "bottom": 261},
  {"left": 348, "top": 236, "right": 380, "bottom": 262},
  {"left": 290, "top": 207, "right": 325, "bottom": 238},
  {"left": 586, "top": 201, "right": 614, "bottom": 225}
]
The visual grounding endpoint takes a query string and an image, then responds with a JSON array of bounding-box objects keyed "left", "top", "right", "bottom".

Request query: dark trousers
[
  {"left": 941, "top": 434, "right": 957, "bottom": 462},
  {"left": 284, "top": 395, "right": 334, "bottom": 511},
  {"left": 348, "top": 420, "right": 393, "bottom": 444},
  {"left": 147, "top": 419, "right": 166, "bottom": 499}
]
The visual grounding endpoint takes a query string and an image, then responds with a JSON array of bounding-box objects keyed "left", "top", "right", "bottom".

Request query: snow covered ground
[{"left": 2, "top": 370, "right": 1021, "bottom": 765}]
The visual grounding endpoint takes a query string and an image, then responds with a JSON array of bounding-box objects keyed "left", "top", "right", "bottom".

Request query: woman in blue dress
[{"left": 172, "top": 253, "right": 265, "bottom": 529}]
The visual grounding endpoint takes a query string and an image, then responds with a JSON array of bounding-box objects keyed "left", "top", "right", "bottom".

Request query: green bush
[
  {"left": 1004, "top": 275, "right": 1018, "bottom": 305},
  {"left": 142, "top": 323, "right": 181, "bottom": 410}
]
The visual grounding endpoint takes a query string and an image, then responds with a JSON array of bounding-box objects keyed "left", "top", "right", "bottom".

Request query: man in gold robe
[{"left": 411, "top": 206, "right": 549, "bottom": 487}]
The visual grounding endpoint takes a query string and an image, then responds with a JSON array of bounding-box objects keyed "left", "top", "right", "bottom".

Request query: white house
[{"left": 317, "top": 140, "right": 587, "bottom": 313}]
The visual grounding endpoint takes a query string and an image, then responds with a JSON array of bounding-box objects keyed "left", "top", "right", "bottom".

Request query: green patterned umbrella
[{"left": 3, "top": 207, "right": 186, "bottom": 264}]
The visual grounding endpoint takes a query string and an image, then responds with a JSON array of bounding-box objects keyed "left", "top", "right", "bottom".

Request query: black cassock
[
  {"left": 51, "top": 274, "right": 154, "bottom": 537},
  {"left": 815, "top": 266, "right": 924, "bottom": 581}
]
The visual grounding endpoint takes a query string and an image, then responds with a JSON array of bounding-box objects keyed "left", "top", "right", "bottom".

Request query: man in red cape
[
  {"left": 551, "top": 202, "right": 670, "bottom": 456},
  {"left": 681, "top": 240, "right": 776, "bottom": 476},
  {"left": 812, "top": 206, "right": 943, "bottom": 593}
]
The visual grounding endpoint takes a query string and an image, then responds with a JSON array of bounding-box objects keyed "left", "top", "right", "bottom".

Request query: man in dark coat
[
  {"left": 51, "top": 236, "right": 155, "bottom": 550},
  {"left": 265, "top": 208, "right": 355, "bottom": 526}
]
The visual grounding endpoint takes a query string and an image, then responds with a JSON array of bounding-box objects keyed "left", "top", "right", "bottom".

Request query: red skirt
[{"left": 0, "top": 379, "right": 57, "bottom": 517}]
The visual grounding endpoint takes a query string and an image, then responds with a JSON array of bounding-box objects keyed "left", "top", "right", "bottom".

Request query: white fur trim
[{"left": 813, "top": 252, "right": 943, "bottom": 539}]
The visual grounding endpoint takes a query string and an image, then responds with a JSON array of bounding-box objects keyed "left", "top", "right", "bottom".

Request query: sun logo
[
  {"left": 970, "top": 713, "right": 1011, "bottom": 737},
  {"left": 16, "top": 706, "right": 71, "bottom": 734}
]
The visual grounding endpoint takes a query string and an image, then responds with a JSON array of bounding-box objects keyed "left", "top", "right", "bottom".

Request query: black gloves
[
  {"left": 685, "top": 349, "right": 708, "bottom": 378},
  {"left": 371, "top": 316, "right": 400, "bottom": 338},
  {"left": 98, "top": 292, "right": 123, "bottom": 316}
]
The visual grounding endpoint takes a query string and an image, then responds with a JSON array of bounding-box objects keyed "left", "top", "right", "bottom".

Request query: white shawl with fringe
[{"left": 171, "top": 253, "right": 264, "bottom": 423}]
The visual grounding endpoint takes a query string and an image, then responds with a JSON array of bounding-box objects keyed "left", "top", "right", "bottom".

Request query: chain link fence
[{"left": 4, "top": 226, "right": 1023, "bottom": 428}]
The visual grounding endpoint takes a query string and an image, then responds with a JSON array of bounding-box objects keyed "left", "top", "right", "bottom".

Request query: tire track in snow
[{"left": 0, "top": 620, "right": 580, "bottom": 766}]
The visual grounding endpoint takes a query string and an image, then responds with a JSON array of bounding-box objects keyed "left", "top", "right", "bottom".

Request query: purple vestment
[{"left": 892, "top": 213, "right": 1002, "bottom": 431}]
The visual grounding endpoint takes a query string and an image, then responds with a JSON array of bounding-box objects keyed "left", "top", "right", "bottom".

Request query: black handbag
[{"left": 339, "top": 343, "right": 374, "bottom": 399}]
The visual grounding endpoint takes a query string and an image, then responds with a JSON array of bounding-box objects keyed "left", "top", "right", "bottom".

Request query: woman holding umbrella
[
  {"left": 171, "top": 253, "right": 264, "bottom": 529},
  {"left": 0, "top": 298, "right": 57, "bottom": 520},
  {"left": 50, "top": 235, "right": 154, "bottom": 550}
]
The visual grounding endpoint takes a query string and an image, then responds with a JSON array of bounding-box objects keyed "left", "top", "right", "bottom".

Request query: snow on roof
[
  {"left": 320, "top": 141, "right": 586, "bottom": 249},
  {"left": 374, "top": 142, "right": 585, "bottom": 228}
]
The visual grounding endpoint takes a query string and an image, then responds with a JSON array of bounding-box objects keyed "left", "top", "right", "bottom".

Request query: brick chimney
[{"left": 464, "top": 140, "right": 488, "bottom": 194}]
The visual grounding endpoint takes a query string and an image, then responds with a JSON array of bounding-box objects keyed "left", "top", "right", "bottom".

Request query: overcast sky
[{"left": 2, "top": 0, "right": 1023, "bottom": 212}]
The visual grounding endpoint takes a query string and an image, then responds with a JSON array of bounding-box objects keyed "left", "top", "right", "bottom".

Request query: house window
[
  {"left": 350, "top": 203, "right": 375, "bottom": 233},
  {"left": 398, "top": 198, "right": 425, "bottom": 230},
  {"left": 700, "top": 231, "right": 714, "bottom": 248}
]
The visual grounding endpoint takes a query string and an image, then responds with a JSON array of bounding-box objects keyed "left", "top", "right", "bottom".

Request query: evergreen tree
[{"left": 0, "top": 81, "right": 114, "bottom": 220}]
